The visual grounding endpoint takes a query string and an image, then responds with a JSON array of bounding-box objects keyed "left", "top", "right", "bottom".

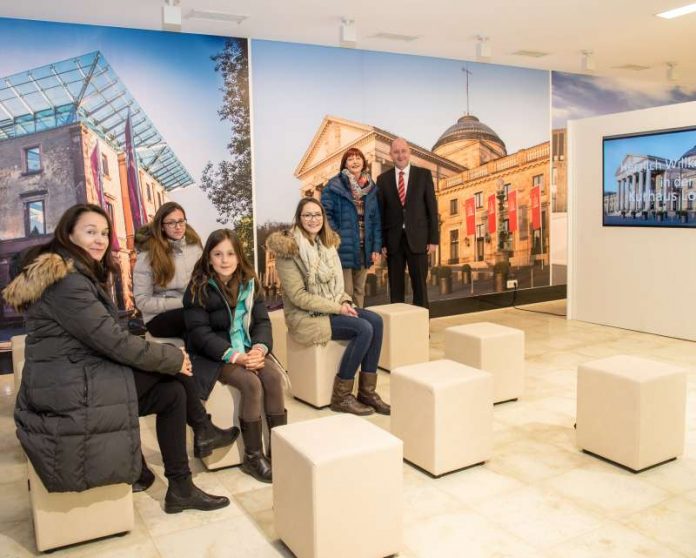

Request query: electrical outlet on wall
[{"left": 506, "top": 279, "right": 518, "bottom": 289}]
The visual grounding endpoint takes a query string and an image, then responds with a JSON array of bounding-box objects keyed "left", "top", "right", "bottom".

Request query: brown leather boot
[
  {"left": 357, "top": 372, "right": 391, "bottom": 415},
  {"left": 330, "top": 376, "right": 374, "bottom": 416}
]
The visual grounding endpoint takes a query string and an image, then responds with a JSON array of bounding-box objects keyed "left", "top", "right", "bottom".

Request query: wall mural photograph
[
  {"left": 251, "top": 40, "right": 551, "bottom": 308},
  {"left": 0, "top": 18, "right": 251, "bottom": 339}
]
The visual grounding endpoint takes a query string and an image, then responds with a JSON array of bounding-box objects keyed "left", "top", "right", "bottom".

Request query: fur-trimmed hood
[
  {"left": 266, "top": 228, "right": 340, "bottom": 259},
  {"left": 2, "top": 253, "right": 73, "bottom": 310}
]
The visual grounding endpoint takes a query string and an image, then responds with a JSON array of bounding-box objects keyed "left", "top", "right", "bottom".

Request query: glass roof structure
[{"left": 0, "top": 51, "right": 192, "bottom": 190}]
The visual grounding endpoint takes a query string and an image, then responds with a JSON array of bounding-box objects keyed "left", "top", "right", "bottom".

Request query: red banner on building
[
  {"left": 125, "top": 112, "right": 147, "bottom": 230},
  {"left": 465, "top": 197, "right": 476, "bottom": 236},
  {"left": 531, "top": 185, "right": 541, "bottom": 230},
  {"left": 487, "top": 194, "right": 496, "bottom": 233},
  {"left": 508, "top": 190, "right": 518, "bottom": 233}
]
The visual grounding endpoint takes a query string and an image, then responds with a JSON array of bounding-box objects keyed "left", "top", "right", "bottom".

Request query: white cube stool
[
  {"left": 273, "top": 415, "right": 402, "bottom": 558},
  {"left": 201, "top": 382, "right": 244, "bottom": 470},
  {"left": 268, "top": 310, "right": 288, "bottom": 370},
  {"left": 392, "top": 359, "right": 493, "bottom": 477},
  {"left": 368, "top": 303, "right": 429, "bottom": 371},
  {"left": 28, "top": 460, "right": 133, "bottom": 552},
  {"left": 286, "top": 335, "right": 348, "bottom": 408},
  {"left": 11, "top": 334, "right": 26, "bottom": 391},
  {"left": 577, "top": 355, "right": 687, "bottom": 472},
  {"left": 444, "top": 322, "right": 524, "bottom": 403}
]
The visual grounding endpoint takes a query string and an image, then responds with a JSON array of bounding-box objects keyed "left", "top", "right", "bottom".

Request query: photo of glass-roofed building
[{"left": 0, "top": 51, "right": 193, "bottom": 327}]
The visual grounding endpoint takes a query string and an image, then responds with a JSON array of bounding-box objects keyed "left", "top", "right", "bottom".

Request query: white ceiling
[{"left": 1, "top": 0, "right": 694, "bottom": 83}]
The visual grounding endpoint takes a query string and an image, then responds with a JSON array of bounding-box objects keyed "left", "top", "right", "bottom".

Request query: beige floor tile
[
  {"left": 0, "top": 518, "right": 39, "bottom": 557},
  {"left": 486, "top": 437, "right": 589, "bottom": 484},
  {"left": 620, "top": 495, "right": 696, "bottom": 557},
  {"left": 403, "top": 510, "right": 541, "bottom": 558},
  {"left": 542, "top": 466, "right": 671, "bottom": 518},
  {"left": 434, "top": 466, "right": 526, "bottom": 506},
  {"left": 546, "top": 519, "right": 688, "bottom": 558},
  {"left": 152, "top": 516, "right": 285, "bottom": 558},
  {"left": 473, "top": 485, "right": 603, "bottom": 548}
]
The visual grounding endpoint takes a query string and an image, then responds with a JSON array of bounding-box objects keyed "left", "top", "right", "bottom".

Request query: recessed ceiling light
[
  {"left": 656, "top": 3, "right": 696, "bottom": 18},
  {"left": 512, "top": 50, "right": 549, "bottom": 58},
  {"left": 185, "top": 9, "right": 247, "bottom": 23},
  {"left": 612, "top": 64, "right": 650, "bottom": 71},
  {"left": 369, "top": 32, "right": 418, "bottom": 42}
]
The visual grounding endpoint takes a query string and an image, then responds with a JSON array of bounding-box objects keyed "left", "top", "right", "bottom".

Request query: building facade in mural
[
  {"left": 275, "top": 112, "right": 552, "bottom": 299},
  {"left": 0, "top": 51, "right": 192, "bottom": 327}
]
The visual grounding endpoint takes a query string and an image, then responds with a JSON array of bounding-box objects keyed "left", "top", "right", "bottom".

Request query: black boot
[
  {"left": 193, "top": 414, "right": 240, "bottom": 459},
  {"left": 265, "top": 409, "right": 288, "bottom": 459},
  {"left": 132, "top": 453, "right": 155, "bottom": 493},
  {"left": 240, "top": 418, "right": 272, "bottom": 483},
  {"left": 164, "top": 475, "right": 230, "bottom": 514}
]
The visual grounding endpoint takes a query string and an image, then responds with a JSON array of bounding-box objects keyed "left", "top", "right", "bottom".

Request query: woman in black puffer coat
[{"left": 2, "top": 204, "right": 228, "bottom": 514}]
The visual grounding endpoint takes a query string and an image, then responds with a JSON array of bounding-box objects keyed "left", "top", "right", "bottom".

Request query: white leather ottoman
[
  {"left": 576, "top": 354, "right": 687, "bottom": 472},
  {"left": 201, "top": 382, "right": 244, "bottom": 470},
  {"left": 268, "top": 309, "right": 288, "bottom": 370},
  {"left": 28, "top": 460, "right": 133, "bottom": 552},
  {"left": 368, "top": 303, "right": 429, "bottom": 371},
  {"left": 444, "top": 322, "right": 524, "bottom": 403},
  {"left": 391, "top": 359, "right": 493, "bottom": 477},
  {"left": 11, "top": 334, "right": 26, "bottom": 391},
  {"left": 273, "top": 414, "right": 403, "bottom": 558},
  {"left": 286, "top": 335, "right": 348, "bottom": 408}
]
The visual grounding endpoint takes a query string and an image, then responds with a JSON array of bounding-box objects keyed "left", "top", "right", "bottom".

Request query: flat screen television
[{"left": 603, "top": 126, "right": 696, "bottom": 227}]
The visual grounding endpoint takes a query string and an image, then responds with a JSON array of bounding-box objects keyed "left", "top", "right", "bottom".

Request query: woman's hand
[
  {"left": 340, "top": 302, "right": 358, "bottom": 317},
  {"left": 371, "top": 252, "right": 380, "bottom": 265},
  {"left": 179, "top": 347, "right": 192, "bottom": 376}
]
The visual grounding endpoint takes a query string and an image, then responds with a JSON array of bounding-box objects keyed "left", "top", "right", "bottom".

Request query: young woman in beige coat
[{"left": 266, "top": 197, "right": 390, "bottom": 416}]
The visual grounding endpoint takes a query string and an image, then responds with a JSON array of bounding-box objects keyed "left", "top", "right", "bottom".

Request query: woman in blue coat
[{"left": 321, "top": 147, "right": 382, "bottom": 307}]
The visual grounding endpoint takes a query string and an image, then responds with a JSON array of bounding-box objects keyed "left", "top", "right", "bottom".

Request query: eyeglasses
[
  {"left": 163, "top": 219, "right": 187, "bottom": 228},
  {"left": 301, "top": 213, "right": 323, "bottom": 221}
]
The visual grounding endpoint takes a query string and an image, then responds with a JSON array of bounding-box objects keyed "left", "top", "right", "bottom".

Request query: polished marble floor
[{"left": 1, "top": 300, "right": 695, "bottom": 557}]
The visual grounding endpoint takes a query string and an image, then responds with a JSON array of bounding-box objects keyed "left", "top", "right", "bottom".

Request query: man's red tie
[{"left": 398, "top": 170, "right": 406, "bottom": 206}]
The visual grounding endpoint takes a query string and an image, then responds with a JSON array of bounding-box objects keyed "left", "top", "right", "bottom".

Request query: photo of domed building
[{"left": 288, "top": 110, "right": 552, "bottom": 301}]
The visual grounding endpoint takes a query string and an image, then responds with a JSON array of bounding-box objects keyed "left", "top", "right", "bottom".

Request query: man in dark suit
[{"left": 377, "top": 137, "right": 439, "bottom": 309}]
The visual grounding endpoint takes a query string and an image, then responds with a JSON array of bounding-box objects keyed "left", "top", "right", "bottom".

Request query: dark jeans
[
  {"left": 133, "top": 369, "right": 190, "bottom": 481},
  {"left": 329, "top": 308, "right": 383, "bottom": 380},
  {"left": 146, "top": 308, "right": 186, "bottom": 338}
]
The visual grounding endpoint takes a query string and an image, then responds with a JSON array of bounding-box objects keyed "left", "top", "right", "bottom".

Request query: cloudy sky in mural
[{"left": 552, "top": 72, "right": 696, "bottom": 129}]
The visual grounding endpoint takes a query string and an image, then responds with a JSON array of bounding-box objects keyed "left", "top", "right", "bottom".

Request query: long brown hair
[
  {"left": 188, "top": 229, "right": 260, "bottom": 307},
  {"left": 21, "top": 204, "right": 118, "bottom": 286},
  {"left": 138, "top": 201, "right": 201, "bottom": 287},
  {"left": 292, "top": 197, "right": 334, "bottom": 246}
]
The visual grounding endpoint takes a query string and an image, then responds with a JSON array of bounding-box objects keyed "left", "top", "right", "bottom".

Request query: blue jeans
[{"left": 329, "top": 308, "right": 383, "bottom": 380}]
